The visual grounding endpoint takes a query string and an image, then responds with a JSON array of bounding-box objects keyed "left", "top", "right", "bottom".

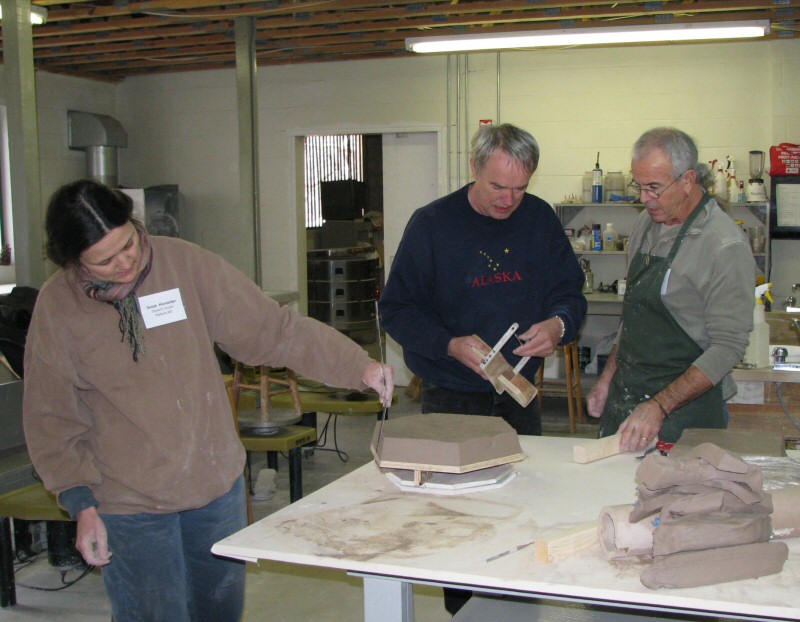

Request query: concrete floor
[{"left": 1, "top": 391, "right": 598, "bottom": 622}]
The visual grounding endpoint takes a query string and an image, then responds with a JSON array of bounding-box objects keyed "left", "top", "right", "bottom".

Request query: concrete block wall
[
  {"left": 2, "top": 39, "right": 799, "bottom": 300},
  {"left": 114, "top": 39, "right": 800, "bottom": 298}
]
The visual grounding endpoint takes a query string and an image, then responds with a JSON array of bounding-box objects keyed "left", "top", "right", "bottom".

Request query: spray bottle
[
  {"left": 713, "top": 164, "right": 728, "bottom": 201},
  {"left": 743, "top": 283, "right": 772, "bottom": 368}
]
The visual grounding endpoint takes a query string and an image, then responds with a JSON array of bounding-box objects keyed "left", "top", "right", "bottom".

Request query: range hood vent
[{"left": 67, "top": 110, "right": 128, "bottom": 188}]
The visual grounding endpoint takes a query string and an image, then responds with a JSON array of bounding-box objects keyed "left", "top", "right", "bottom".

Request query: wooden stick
[
  {"left": 573, "top": 433, "right": 623, "bottom": 464},
  {"left": 534, "top": 521, "right": 599, "bottom": 564}
]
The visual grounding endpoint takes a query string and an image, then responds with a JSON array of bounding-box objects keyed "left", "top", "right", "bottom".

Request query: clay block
[
  {"left": 635, "top": 479, "right": 762, "bottom": 505},
  {"left": 640, "top": 541, "right": 789, "bottom": 589},
  {"left": 630, "top": 490, "right": 773, "bottom": 523},
  {"left": 652, "top": 513, "right": 772, "bottom": 556},
  {"left": 636, "top": 450, "right": 763, "bottom": 494},
  {"left": 371, "top": 412, "right": 525, "bottom": 473},
  {"left": 629, "top": 493, "right": 691, "bottom": 523},
  {"left": 688, "top": 442, "right": 749, "bottom": 473},
  {"left": 659, "top": 491, "right": 772, "bottom": 520},
  {"left": 771, "top": 486, "right": 800, "bottom": 539}
]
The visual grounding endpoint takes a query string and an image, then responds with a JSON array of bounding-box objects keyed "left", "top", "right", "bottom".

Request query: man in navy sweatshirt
[
  {"left": 379, "top": 123, "right": 586, "bottom": 437},
  {"left": 380, "top": 124, "right": 586, "bottom": 615}
]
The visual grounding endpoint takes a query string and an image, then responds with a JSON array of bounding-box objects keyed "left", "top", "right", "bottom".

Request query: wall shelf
[{"left": 718, "top": 199, "right": 771, "bottom": 278}]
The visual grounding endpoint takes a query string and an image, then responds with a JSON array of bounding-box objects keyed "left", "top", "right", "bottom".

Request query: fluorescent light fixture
[
  {"left": 0, "top": 4, "right": 48, "bottom": 25},
  {"left": 406, "top": 21, "right": 769, "bottom": 53}
]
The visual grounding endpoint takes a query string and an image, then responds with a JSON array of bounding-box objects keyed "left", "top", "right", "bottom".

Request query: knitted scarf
[{"left": 76, "top": 221, "right": 153, "bottom": 362}]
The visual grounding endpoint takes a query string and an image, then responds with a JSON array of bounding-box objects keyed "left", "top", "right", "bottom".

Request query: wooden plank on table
[
  {"left": 533, "top": 521, "right": 599, "bottom": 564},
  {"left": 573, "top": 433, "right": 622, "bottom": 464}
]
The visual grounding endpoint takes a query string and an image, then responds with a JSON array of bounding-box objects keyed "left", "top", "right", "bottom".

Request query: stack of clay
[{"left": 615, "top": 443, "right": 788, "bottom": 589}]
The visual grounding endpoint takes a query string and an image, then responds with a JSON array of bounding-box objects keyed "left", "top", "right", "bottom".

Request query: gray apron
[{"left": 599, "top": 199, "right": 724, "bottom": 443}]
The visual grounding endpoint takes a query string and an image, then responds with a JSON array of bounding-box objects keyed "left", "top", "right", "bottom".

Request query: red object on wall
[{"left": 770, "top": 143, "right": 800, "bottom": 176}]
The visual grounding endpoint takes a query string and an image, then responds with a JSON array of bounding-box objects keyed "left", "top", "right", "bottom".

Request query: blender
[{"left": 746, "top": 150, "right": 767, "bottom": 202}]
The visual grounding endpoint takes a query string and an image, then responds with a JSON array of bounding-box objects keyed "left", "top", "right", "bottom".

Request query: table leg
[
  {"left": 1, "top": 517, "right": 16, "bottom": 607},
  {"left": 287, "top": 448, "right": 302, "bottom": 503},
  {"left": 362, "top": 575, "right": 413, "bottom": 622},
  {"left": 245, "top": 450, "right": 255, "bottom": 495}
]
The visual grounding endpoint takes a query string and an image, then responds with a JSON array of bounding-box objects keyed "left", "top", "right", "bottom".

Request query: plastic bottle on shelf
[
  {"left": 727, "top": 172, "right": 737, "bottom": 203},
  {"left": 592, "top": 153, "right": 603, "bottom": 204},
  {"left": 580, "top": 258, "right": 593, "bottom": 293},
  {"left": 742, "top": 283, "right": 772, "bottom": 369},
  {"left": 602, "top": 223, "right": 616, "bottom": 251},
  {"left": 578, "top": 224, "right": 592, "bottom": 250},
  {"left": 592, "top": 224, "right": 602, "bottom": 251},
  {"left": 582, "top": 172, "right": 593, "bottom": 203}
]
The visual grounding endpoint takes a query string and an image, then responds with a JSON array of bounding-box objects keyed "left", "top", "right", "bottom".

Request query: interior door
[{"left": 381, "top": 131, "right": 440, "bottom": 386}]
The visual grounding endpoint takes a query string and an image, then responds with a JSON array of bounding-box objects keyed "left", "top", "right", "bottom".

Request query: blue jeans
[
  {"left": 100, "top": 477, "right": 247, "bottom": 622},
  {"left": 421, "top": 382, "right": 542, "bottom": 436}
]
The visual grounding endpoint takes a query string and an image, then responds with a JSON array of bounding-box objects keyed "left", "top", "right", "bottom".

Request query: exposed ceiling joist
[{"left": 0, "top": 0, "right": 796, "bottom": 82}]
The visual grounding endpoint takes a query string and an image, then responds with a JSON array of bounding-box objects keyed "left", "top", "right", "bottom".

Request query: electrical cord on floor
[
  {"left": 776, "top": 383, "right": 800, "bottom": 432},
  {"left": 13, "top": 557, "right": 38, "bottom": 572},
  {"left": 312, "top": 413, "right": 349, "bottom": 462},
  {"left": 15, "top": 557, "right": 96, "bottom": 592}
]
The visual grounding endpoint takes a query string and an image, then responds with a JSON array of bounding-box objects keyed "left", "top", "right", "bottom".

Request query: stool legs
[
  {"left": 564, "top": 345, "right": 576, "bottom": 434},
  {"left": 232, "top": 362, "right": 303, "bottom": 422},
  {"left": 571, "top": 344, "right": 585, "bottom": 425},
  {"left": 535, "top": 342, "right": 584, "bottom": 434}
]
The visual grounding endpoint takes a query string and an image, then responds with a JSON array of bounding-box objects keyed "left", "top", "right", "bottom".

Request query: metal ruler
[{"left": 480, "top": 322, "right": 519, "bottom": 370}]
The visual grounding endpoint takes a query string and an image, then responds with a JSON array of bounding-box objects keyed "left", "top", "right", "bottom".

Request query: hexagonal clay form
[{"left": 371, "top": 412, "right": 525, "bottom": 473}]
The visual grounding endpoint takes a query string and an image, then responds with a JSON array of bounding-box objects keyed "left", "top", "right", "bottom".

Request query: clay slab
[{"left": 371, "top": 412, "right": 526, "bottom": 473}]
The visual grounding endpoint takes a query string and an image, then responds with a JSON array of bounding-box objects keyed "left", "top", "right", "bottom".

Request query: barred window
[{"left": 304, "top": 134, "right": 363, "bottom": 228}]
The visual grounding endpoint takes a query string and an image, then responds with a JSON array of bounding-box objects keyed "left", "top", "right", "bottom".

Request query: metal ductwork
[{"left": 67, "top": 110, "right": 128, "bottom": 188}]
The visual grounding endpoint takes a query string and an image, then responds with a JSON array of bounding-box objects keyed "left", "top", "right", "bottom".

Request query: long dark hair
[{"left": 45, "top": 179, "right": 133, "bottom": 267}]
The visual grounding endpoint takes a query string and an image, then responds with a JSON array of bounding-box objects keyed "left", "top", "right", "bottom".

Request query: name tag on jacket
[{"left": 138, "top": 288, "right": 188, "bottom": 329}]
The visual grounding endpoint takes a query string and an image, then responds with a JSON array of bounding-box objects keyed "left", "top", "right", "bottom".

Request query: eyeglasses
[{"left": 628, "top": 171, "right": 686, "bottom": 199}]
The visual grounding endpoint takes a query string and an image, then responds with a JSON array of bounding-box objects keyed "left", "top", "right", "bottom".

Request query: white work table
[{"left": 212, "top": 436, "right": 799, "bottom": 622}]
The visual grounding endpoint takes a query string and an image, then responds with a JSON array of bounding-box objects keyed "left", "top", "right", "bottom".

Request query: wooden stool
[
  {"left": 0, "top": 483, "right": 71, "bottom": 607},
  {"left": 231, "top": 361, "right": 303, "bottom": 422},
  {"left": 226, "top": 379, "right": 316, "bottom": 524},
  {"left": 536, "top": 342, "right": 584, "bottom": 434}
]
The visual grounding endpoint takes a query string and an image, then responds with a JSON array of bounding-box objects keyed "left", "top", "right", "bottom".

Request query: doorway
[{"left": 297, "top": 129, "right": 440, "bottom": 386}]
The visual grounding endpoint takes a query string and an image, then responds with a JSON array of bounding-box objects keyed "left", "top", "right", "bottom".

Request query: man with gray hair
[
  {"left": 380, "top": 124, "right": 586, "bottom": 614},
  {"left": 380, "top": 124, "right": 586, "bottom": 435},
  {"left": 587, "top": 127, "right": 755, "bottom": 452},
  {"left": 380, "top": 123, "right": 586, "bottom": 435}
]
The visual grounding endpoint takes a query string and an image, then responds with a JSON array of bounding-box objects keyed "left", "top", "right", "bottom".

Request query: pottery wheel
[{"left": 238, "top": 409, "right": 301, "bottom": 436}]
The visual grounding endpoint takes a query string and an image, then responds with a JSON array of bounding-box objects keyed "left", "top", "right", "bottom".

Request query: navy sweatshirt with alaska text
[{"left": 379, "top": 184, "right": 587, "bottom": 393}]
